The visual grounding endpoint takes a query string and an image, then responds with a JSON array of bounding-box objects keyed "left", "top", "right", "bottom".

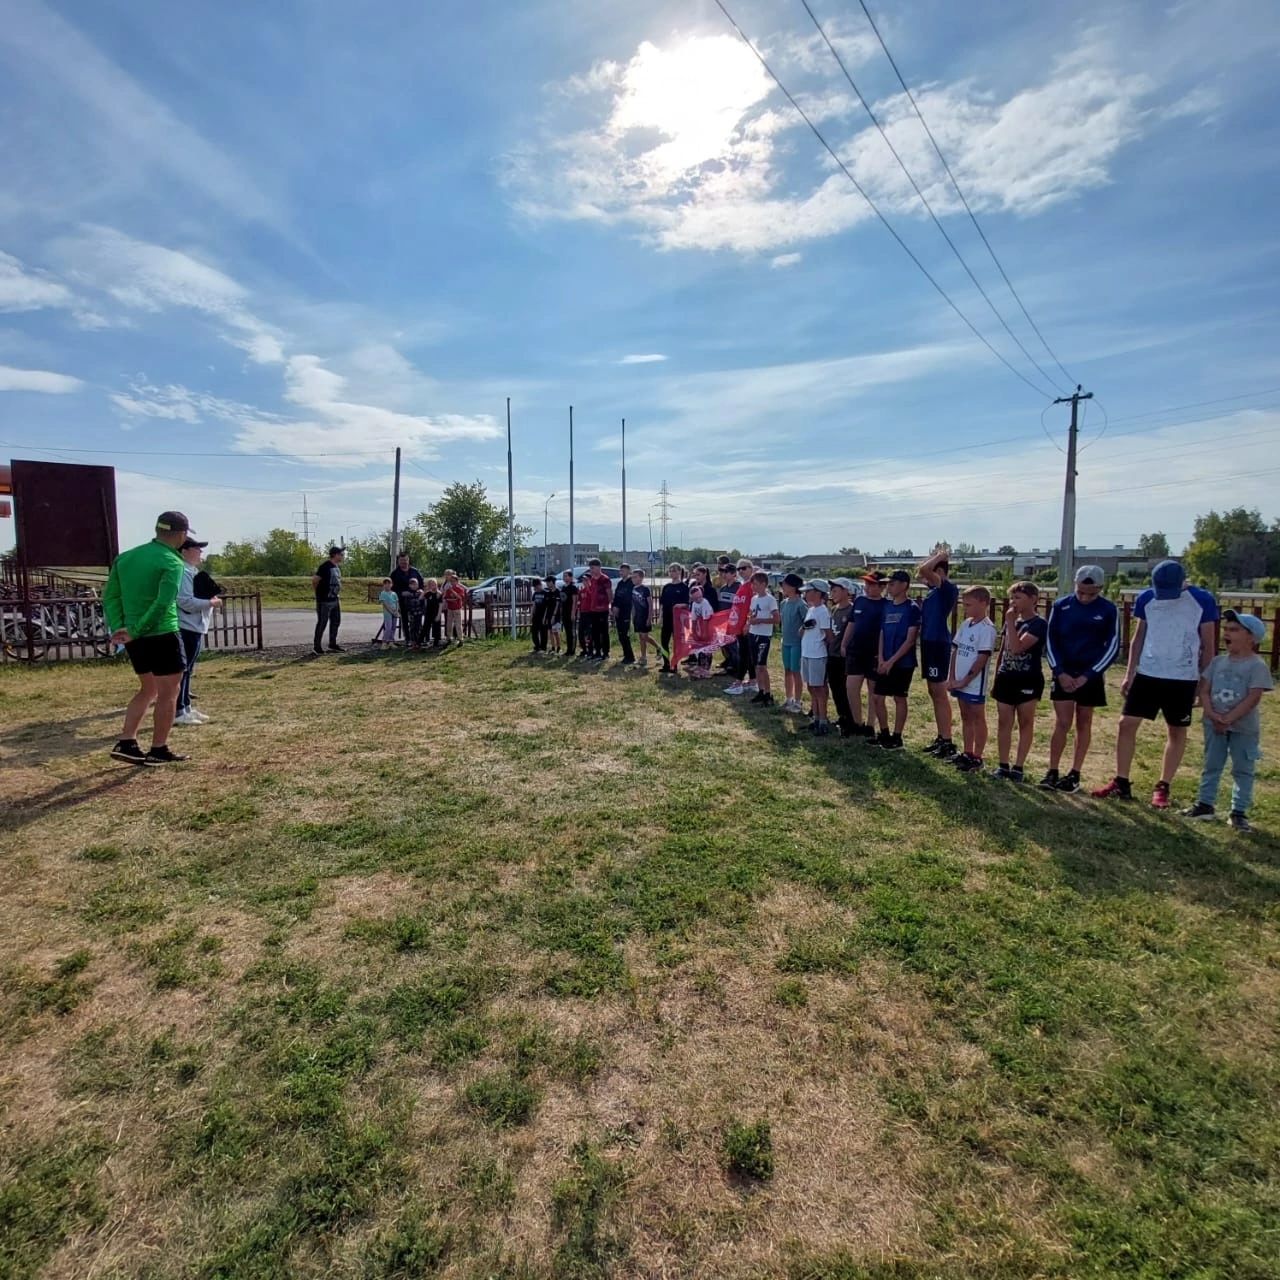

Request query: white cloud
[
  {"left": 510, "top": 32, "right": 1200, "bottom": 254},
  {"left": 770, "top": 252, "right": 802, "bottom": 269},
  {"left": 0, "top": 250, "right": 73, "bottom": 312},
  {"left": 618, "top": 353, "right": 668, "bottom": 364},
  {"left": 0, "top": 364, "right": 83, "bottom": 393}
]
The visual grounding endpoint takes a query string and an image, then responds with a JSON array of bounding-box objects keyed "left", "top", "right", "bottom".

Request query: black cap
[
  {"left": 782, "top": 572, "right": 805, "bottom": 590},
  {"left": 889, "top": 570, "right": 911, "bottom": 583},
  {"left": 179, "top": 537, "right": 208, "bottom": 551},
  {"left": 156, "top": 510, "right": 193, "bottom": 535}
]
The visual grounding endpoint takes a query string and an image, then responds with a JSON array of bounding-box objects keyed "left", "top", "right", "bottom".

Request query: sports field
[{"left": 2, "top": 642, "right": 1277, "bottom": 1279}]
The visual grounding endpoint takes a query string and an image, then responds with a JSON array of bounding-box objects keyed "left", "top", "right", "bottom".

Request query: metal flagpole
[
  {"left": 621, "top": 417, "right": 627, "bottom": 561},
  {"left": 389, "top": 447, "right": 401, "bottom": 572},
  {"left": 507, "top": 398, "right": 517, "bottom": 639},
  {"left": 568, "top": 405, "right": 575, "bottom": 574}
]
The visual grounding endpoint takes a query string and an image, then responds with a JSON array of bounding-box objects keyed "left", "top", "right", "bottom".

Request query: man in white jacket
[{"left": 175, "top": 538, "right": 220, "bottom": 726}]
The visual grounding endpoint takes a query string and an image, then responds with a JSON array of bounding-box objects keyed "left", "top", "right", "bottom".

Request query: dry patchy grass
[{"left": 2, "top": 640, "right": 1279, "bottom": 1279}]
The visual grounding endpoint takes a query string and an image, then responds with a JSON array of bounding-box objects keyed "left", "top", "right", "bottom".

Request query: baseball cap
[
  {"left": 802, "top": 577, "right": 830, "bottom": 594},
  {"left": 888, "top": 570, "right": 911, "bottom": 584},
  {"left": 156, "top": 510, "right": 193, "bottom": 535},
  {"left": 179, "top": 537, "right": 208, "bottom": 551},
  {"left": 830, "top": 576, "right": 857, "bottom": 592},
  {"left": 782, "top": 572, "right": 805, "bottom": 591},
  {"left": 863, "top": 570, "right": 889, "bottom": 584},
  {"left": 1223, "top": 608, "right": 1265, "bottom": 641},
  {"left": 1074, "top": 564, "right": 1106, "bottom": 586},
  {"left": 1152, "top": 559, "right": 1186, "bottom": 600}
]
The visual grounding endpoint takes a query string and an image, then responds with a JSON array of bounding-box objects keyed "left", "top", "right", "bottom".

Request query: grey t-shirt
[{"left": 1204, "top": 653, "right": 1273, "bottom": 736}]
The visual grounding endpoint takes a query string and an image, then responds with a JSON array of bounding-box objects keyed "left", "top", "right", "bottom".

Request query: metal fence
[{"left": 1, "top": 591, "right": 263, "bottom": 663}]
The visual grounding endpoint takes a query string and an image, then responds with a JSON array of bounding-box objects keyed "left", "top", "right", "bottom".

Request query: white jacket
[{"left": 178, "top": 564, "right": 216, "bottom": 634}]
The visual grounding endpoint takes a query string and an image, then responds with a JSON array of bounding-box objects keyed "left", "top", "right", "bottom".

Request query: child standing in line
[
  {"left": 779, "top": 572, "right": 807, "bottom": 714},
  {"left": 946, "top": 586, "right": 997, "bottom": 773},
  {"left": 442, "top": 571, "right": 467, "bottom": 645},
  {"left": 874, "top": 571, "right": 922, "bottom": 750},
  {"left": 801, "top": 580, "right": 834, "bottom": 735},
  {"left": 689, "top": 583, "right": 714, "bottom": 677},
  {"left": 376, "top": 578, "right": 399, "bottom": 646},
  {"left": 530, "top": 577, "right": 550, "bottom": 652},
  {"left": 630, "top": 568, "right": 653, "bottom": 668},
  {"left": 747, "top": 571, "right": 779, "bottom": 707},
  {"left": 992, "top": 582, "right": 1048, "bottom": 782},
  {"left": 1182, "top": 609, "right": 1273, "bottom": 831},
  {"left": 423, "top": 578, "right": 442, "bottom": 647}
]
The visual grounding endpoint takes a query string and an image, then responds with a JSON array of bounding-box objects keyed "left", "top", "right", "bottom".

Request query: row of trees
[{"left": 208, "top": 482, "right": 532, "bottom": 579}]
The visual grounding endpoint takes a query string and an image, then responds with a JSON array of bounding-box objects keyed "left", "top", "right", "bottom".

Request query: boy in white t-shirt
[
  {"left": 800, "top": 580, "right": 834, "bottom": 736},
  {"left": 945, "top": 585, "right": 997, "bottom": 773},
  {"left": 747, "top": 571, "right": 780, "bottom": 707}
]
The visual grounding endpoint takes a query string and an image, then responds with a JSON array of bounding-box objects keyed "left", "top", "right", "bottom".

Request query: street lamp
[{"left": 543, "top": 492, "right": 556, "bottom": 575}]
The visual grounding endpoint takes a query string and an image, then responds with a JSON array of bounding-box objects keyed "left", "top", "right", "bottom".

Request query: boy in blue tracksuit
[
  {"left": 1039, "top": 565, "right": 1120, "bottom": 793},
  {"left": 917, "top": 546, "right": 959, "bottom": 757}
]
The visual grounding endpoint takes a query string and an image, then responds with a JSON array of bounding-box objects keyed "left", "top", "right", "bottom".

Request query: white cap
[{"left": 1074, "top": 564, "right": 1106, "bottom": 586}]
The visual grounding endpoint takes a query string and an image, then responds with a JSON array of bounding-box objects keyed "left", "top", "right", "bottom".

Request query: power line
[
  {"left": 711, "top": 0, "right": 1055, "bottom": 402},
  {"left": 855, "top": 0, "right": 1077, "bottom": 387},
  {"left": 800, "top": 0, "right": 1068, "bottom": 395}
]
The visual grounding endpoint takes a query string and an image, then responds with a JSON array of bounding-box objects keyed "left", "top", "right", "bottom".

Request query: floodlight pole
[{"left": 507, "top": 398, "right": 517, "bottom": 639}]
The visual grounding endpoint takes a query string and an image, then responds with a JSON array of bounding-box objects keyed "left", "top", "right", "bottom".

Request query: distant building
[
  {"left": 518, "top": 542, "right": 600, "bottom": 575},
  {"left": 782, "top": 552, "right": 869, "bottom": 574}
]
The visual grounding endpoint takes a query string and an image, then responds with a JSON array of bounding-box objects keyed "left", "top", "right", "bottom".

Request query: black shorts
[
  {"left": 1050, "top": 673, "right": 1107, "bottom": 708},
  {"left": 847, "top": 649, "right": 878, "bottom": 678},
  {"left": 993, "top": 670, "right": 1044, "bottom": 707},
  {"left": 751, "top": 634, "right": 771, "bottom": 666},
  {"left": 874, "top": 665, "right": 914, "bottom": 698},
  {"left": 125, "top": 631, "right": 185, "bottom": 677},
  {"left": 1122, "top": 673, "right": 1197, "bottom": 726},
  {"left": 921, "top": 640, "right": 951, "bottom": 684}
]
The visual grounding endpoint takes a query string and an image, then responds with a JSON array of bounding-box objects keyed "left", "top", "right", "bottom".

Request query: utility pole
[
  {"left": 293, "top": 493, "right": 313, "bottom": 547},
  {"left": 656, "top": 480, "right": 673, "bottom": 560},
  {"left": 568, "top": 405, "right": 575, "bottom": 572},
  {"left": 621, "top": 417, "right": 627, "bottom": 561},
  {"left": 1055, "top": 385, "right": 1093, "bottom": 594},
  {"left": 506, "top": 398, "right": 517, "bottom": 639},
  {"left": 543, "top": 492, "right": 556, "bottom": 576},
  {"left": 389, "top": 447, "right": 401, "bottom": 572}
]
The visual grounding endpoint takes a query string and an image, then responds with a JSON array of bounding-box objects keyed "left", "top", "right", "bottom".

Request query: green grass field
[{"left": 2, "top": 642, "right": 1277, "bottom": 1279}]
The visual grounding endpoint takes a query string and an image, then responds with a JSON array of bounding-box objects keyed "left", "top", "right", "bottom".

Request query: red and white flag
[{"left": 671, "top": 598, "right": 749, "bottom": 665}]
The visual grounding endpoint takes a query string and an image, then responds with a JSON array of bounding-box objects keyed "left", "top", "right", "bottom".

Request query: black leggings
[
  {"left": 588, "top": 611, "right": 610, "bottom": 657},
  {"left": 314, "top": 601, "right": 340, "bottom": 649}
]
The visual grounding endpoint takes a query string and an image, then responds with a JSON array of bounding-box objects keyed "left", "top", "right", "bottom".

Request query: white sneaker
[
  {"left": 725, "top": 682, "right": 745, "bottom": 696},
  {"left": 191, "top": 709, "right": 211, "bottom": 723},
  {"left": 174, "top": 711, "right": 202, "bottom": 726},
  {"left": 743, "top": 681, "right": 759, "bottom": 693}
]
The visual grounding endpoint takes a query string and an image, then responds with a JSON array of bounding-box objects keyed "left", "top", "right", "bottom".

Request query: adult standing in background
[
  {"left": 1093, "top": 559, "right": 1218, "bottom": 808},
  {"left": 312, "top": 546, "right": 345, "bottom": 654},
  {"left": 174, "top": 537, "right": 220, "bottom": 726},
  {"left": 917, "top": 545, "right": 959, "bottom": 757},
  {"left": 103, "top": 510, "right": 192, "bottom": 766},
  {"left": 389, "top": 551, "right": 423, "bottom": 643}
]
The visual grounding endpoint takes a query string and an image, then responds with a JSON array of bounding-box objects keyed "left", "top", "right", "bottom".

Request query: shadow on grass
[
  {"left": 0, "top": 769, "right": 142, "bottom": 833},
  {"left": 625, "top": 657, "right": 1280, "bottom": 917},
  {"left": 2, "top": 708, "right": 121, "bottom": 768}
]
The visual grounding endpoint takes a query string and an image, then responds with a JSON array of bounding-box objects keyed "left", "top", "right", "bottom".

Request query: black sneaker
[
  {"left": 1037, "top": 768, "right": 1060, "bottom": 790},
  {"left": 312, "top": 646, "right": 324, "bottom": 656},
  {"left": 110, "top": 739, "right": 147, "bottom": 765},
  {"left": 1056, "top": 770, "right": 1082, "bottom": 794},
  {"left": 956, "top": 756, "right": 983, "bottom": 773},
  {"left": 814, "top": 721, "right": 830, "bottom": 737},
  {"left": 327, "top": 644, "right": 346, "bottom": 652},
  {"left": 934, "top": 741, "right": 958, "bottom": 761},
  {"left": 950, "top": 752, "right": 973, "bottom": 769},
  {"left": 1181, "top": 802, "right": 1216, "bottom": 820},
  {"left": 1009, "top": 767, "right": 1024, "bottom": 784},
  {"left": 619, "top": 658, "right": 635, "bottom": 666},
  {"left": 749, "top": 690, "right": 766, "bottom": 704},
  {"left": 758, "top": 693, "right": 774, "bottom": 707},
  {"left": 884, "top": 733, "right": 904, "bottom": 751},
  {"left": 991, "top": 764, "right": 1013, "bottom": 780},
  {"left": 922, "top": 735, "right": 945, "bottom": 755},
  {"left": 1228, "top": 811, "right": 1253, "bottom": 833},
  {"left": 144, "top": 744, "right": 189, "bottom": 766}
]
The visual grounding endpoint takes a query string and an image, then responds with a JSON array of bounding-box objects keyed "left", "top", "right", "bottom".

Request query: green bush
[{"left": 722, "top": 1117, "right": 774, "bottom": 1181}]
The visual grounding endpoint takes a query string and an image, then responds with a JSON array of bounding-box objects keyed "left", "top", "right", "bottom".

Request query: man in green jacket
[{"left": 102, "top": 511, "right": 192, "bottom": 765}]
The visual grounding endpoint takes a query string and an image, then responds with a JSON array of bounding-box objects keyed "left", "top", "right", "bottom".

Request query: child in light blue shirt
[{"left": 377, "top": 578, "right": 399, "bottom": 645}]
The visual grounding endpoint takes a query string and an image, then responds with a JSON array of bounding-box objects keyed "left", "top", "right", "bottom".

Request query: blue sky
[{"left": 2, "top": 0, "right": 1278, "bottom": 557}]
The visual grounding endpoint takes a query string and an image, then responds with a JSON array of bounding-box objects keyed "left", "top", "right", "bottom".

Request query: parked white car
[{"left": 468, "top": 574, "right": 543, "bottom": 603}]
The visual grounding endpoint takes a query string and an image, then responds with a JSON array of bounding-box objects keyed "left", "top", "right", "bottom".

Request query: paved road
[{"left": 260, "top": 609, "right": 491, "bottom": 647}]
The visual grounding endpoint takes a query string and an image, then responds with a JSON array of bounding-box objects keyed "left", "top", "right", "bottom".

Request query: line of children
[{"left": 747, "top": 571, "right": 779, "bottom": 706}]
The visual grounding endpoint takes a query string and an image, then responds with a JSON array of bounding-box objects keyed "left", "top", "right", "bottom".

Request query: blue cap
[{"left": 1151, "top": 559, "right": 1186, "bottom": 600}]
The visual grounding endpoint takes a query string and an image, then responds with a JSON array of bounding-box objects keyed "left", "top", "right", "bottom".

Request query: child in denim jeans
[{"left": 1183, "top": 609, "right": 1272, "bottom": 831}]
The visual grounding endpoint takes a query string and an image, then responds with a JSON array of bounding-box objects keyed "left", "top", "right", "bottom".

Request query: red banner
[{"left": 672, "top": 603, "right": 747, "bottom": 665}]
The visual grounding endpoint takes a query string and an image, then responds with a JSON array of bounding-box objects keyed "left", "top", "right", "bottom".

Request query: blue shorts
[
  {"left": 952, "top": 689, "right": 986, "bottom": 705},
  {"left": 782, "top": 643, "right": 801, "bottom": 673}
]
